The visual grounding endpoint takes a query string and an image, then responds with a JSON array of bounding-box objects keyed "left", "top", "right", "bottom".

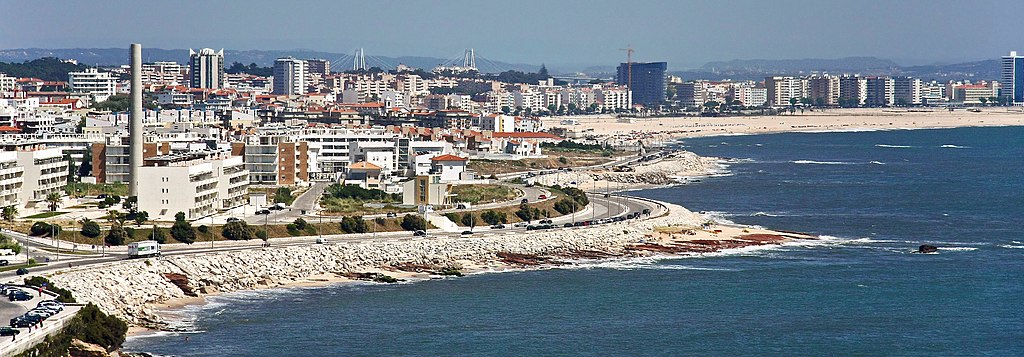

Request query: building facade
[
  {"left": 1000, "top": 51, "right": 1024, "bottom": 104},
  {"left": 68, "top": 68, "right": 117, "bottom": 102},
  {"left": 272, "top": 58, "right": 308, "bottom": 95},
  {"left": 189, "top": 48, "right": 226, "bottom": 89},
  {"left": 617, "top": 62, "right": 667, "bottom": 106}
]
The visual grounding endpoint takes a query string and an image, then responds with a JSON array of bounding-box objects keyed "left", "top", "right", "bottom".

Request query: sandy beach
[{"left": 543, "top": 108, "right": 1024, "bottom": 144}]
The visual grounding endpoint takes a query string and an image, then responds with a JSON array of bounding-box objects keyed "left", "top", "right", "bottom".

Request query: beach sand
[{"left": 543, "top": 108, "right": 1024, "bottom": 143}]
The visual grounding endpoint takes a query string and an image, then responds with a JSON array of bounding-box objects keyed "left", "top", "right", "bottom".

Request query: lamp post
[{"left": 592, "top": 179, "right": 597, "bottom": 222}]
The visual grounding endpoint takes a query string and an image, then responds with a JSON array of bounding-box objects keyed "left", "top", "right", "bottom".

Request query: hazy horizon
[{"left": 1, "top": 0, "right": 1020, "bottom": 69}]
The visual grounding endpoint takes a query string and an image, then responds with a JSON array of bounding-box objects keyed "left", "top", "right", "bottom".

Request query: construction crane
[{"left": 619, "top": 45, "right": 634, "bottom": 90}]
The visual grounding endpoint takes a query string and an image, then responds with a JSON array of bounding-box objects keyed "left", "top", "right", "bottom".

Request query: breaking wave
[
  {"left": 875, "top": 144, "right": 913, "bottom": 148},
  {"left": 940, "top": 145, "right": 968, "bottom": 149},
  {"left": 791, "top": 160, "right": 857, "bottom": 165}
]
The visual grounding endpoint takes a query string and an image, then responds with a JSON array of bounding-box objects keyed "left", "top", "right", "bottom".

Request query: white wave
[
  {"left": 870, "top": 161, "right": 885, "bottom": 165},
  {"left": 791, "top": 160, "right": 857, "bottom": 165},
  {"left": 940, "top": 247, "right": 978, "bottom": 252},
  {"left": 699, "top": 211, "right": 737, "bottom": 225},
  {"left": 940, "top": 144, "right": 969, "bottom": 149},
  {"left": 875, "top": 144, "right": 913, "bottom": 148},
  {"left": 752, "top": 211, "right": 784, "bottom": 217},
  {"left": 560, "top": 257, "right": 737, "bottom": 271},
  {"left": 998, "top": 245, "right": 1024, "bottom": 249}
]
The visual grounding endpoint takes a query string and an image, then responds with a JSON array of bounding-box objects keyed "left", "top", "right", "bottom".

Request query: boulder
[{"left": 69, "top": 339, "right": 110, "bottom": 357}]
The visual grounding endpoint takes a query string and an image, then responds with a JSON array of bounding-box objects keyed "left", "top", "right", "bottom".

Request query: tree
[
  {"left": 788, "top": 97, "right": 798, "bottom": 114},
  {"left": 133, "top": 211, "right": 149, "bottom": 226},
  {"left": 274, "top": 187, "right": 294, "bottom": 204},
  {"left": 78, "top": 146, "right": 93, "bottom": 177},
  {"left": 460, "top": 213, "right": 478, "bottom": 230},
  {"left": 65, "top": 154, "right": 78, "bottom": 184},
  {"left": 80, "top": 218, "right": 101, "bottom": 240},
  {"left": 978, "top": 97, "right": 988, "bottom": 106},
  {"left": 515, "top": 202, "right": 535, "bottom": 222},
  {"left": 340, "top": 216, "right": 368, "bottom": 233},
  {"left": 46, "top": 191, "right": 62, "bottom": 211},
  {"left": 501, "top": 105, "right": 511, "bottom": 115},
  {"left": 222, "top": 221, "right": 257, "bottom": 240},
  {"left": 703, "top": 101, "right": 720, "bottom": 113},
  {"left": 122, "top": 196, "right": 138, "bottom": 215},
  {"left": 1, "top": 205, "right": 17, "bottom": 227},
  {"left": 400, "top": 214, "right": 427, "bottom": 231},
  {"left": 293, "top": 218, "right": 308, "bottom": 231},
  {"left": 105, "top": 224, "right": 128, "bottom": 246},
  {"left": 150, "top": 225, "right": 167, "bottom": 244},
  {"left": 480, "top": 210, "right": 507, "bottom": 225},
  {"left": 170, "top": 212, "right": 196, "bottom": 244}
]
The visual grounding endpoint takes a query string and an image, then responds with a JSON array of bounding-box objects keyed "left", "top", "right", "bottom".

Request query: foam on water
[
  {"left": 940, "top": 145, "right": 969, "bottom": 149},
  {"left": 791, "top": 160, "right": 858, "bottom": 165},
  {"left": 875, "top": 144, "right": 914, "bottom": 148}
]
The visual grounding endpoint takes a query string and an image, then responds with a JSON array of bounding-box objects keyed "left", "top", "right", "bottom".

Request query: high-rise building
[
  {"left": 188, "top": 48, "right": 225, "bottom": 89},
  {"left": 806, "top": 75, "right": 837, "bottom": 106},
  {"left": 764, "top": 76, "right": 804, "bottom": 106},
  {"left": 307, "top": 59, "right": 330, "bottom": 77},
  {"left": 864, "top": 76, "right": 894, "bottom": 107},
  {"left": 617, "top": 62, "right": 667, "bottom": 106},
  {"left": 272, "top": 57, "right": 308, "bottom": 95},
  {"left": 1000, "top": 51, "right": 1024, "bottom": 104},
  {"left": 838, "top": 74, "right": 864, "bottom": 107},
  {"left": 892, "top": 76, "right": 922, "bottom": 106}
]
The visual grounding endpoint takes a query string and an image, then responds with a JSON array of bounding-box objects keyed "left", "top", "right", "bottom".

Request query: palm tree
[
  {"left": 45, "top": 192, "right": 62, "bottom": 212},
  {"left": 1, "top": 205, "right": 17, "bottom": 230}
]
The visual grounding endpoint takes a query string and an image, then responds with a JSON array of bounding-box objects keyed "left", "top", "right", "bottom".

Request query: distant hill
[
  {"left": 0, "top": 57, "right": 90, "bottom": 81},
  {"left": 701, "top": 56, "right": 900, "bottom": 73},
  {"left": 0, "top": 48, "right": 541, "bottom": 73},
  {"left": 666, "top": 57, "right": 998, "bottom": 82}
]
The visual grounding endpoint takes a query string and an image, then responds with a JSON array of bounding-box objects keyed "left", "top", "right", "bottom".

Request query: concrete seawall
[{"left": 50, "top": 202, "right": 702, "bottom": 327}]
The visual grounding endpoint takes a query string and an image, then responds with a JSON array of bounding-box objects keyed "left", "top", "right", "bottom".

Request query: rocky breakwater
[
  {"left": 537, "top": 151, "right": 722, "bottom": 188},
  {"left": 49, "top": 202, "right": 705, "bottom": 328}
]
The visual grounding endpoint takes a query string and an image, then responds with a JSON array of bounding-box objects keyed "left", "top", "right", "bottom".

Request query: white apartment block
[
  {"left": 594, "top": 86, "right": 632, "bottom": 111},
  {"left": 765, "top": 76, "right": 805, "bottom": 106},
  {"left": 138, "top": 152, "right": 249, "bottom": 220},
  {"left": 69, "top": 68, "right": 117, "bottom": 102},
  {"left": 0, "top": 73, "right": 16, "bottom": 92},
  {"left": 479, "top": 114, "right": 515, "bottom": 132},
  {"left": 15, "top": 147, "right": 68, "bottom": 202},
  {"left": 141, "top": 61, "right": 188, "bottom": 86},
  {"left": 0, "top": 152, "right": 24, "bottom": 207},
  {"left": 272, "top": 58, "right": 308, "bottom": 96}
]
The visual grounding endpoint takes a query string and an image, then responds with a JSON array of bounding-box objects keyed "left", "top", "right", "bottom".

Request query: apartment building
[
  {"left": 0, "top": 151, "right": 24, "bottom": 207},
  {"left": 892, "top": 76, "right": 922, "bottom": 105},
  {"left": 91, "top": 138, "right": 171, "bottom": 183},
  {"left": 272, "top": 58, "right": 308, "bottom": 96},
  {"left": 68, "top": 68, "right": 117, "bottom": 102},
  {"left": 838, "top": 75, "right": 865, "bottom": 106},
  {"left": 14, "top": 146, "right": 68, "bottom": 202},
  {"left": 864, "top": 77, "right": 894, "bottom": 107},
  {"left": 594, "top": 86, "right": 632, "bottom": 111},
  {"left": 764, "top": 76, "right": 804, "bottom": 106},
  {"left": 141, "top": 61, "right": 188, "bottom": 86},
  {"left": 806, "top": 75, "right": 838, "bottom": 106},
  {"left": 1000, "top": 51, "right": 1024, "bottom": 104},
  {"left": 189, "top": 48, "right": 225, "bottom": 89},
  {"left": 138, "top": 151, "right": 248, "bottom": 220},
  {"left": 0, "top": 73, "right": 16, "bottom": 92},
  {"left": 237, "top": 135, "right": 312, "bottom": 185}
]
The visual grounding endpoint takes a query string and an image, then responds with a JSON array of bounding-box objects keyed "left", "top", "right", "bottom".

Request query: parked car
[
  {"left": 256, "top": 209, "right": 271, "bottom": 215},
  {"left": 461, "top": 231, "right": 473, "bottom": 235},
  {"left": 226, "top": 217, "right": 241, "bottom": 223},
  {"left": 315, "top": 238, "right": 328, "bottom": 244},
  {"left": 520, "top": 199, "right": 529, "bottom": 204},
  {"left": 490, "top": 224, "right": 505, "bottom": 229},
  {"left": 564, "top": 223, "right": 574, "bottom": 228},
  {"left": 96, "top": 194, "right": 109, "bottom": 199},
  {"left": 0, "top": 326, "right": 20, "bottom": 336},
  {"left": 27, "top": 309, "right": 55, "bottom": 318},
  {"left": 0, "top": 260, "right": 8, "bottom": 266},
  {"left": 14, "top": 268, "right": 28, "bottom": 276},
  {"left": 38, "top": 301, "right": 63, "bottom": 312},
  {"left": 9, "top": 317, "right": 33, "bottom": 328},
  {"left": 538, "top": 194, "right": 547, "bottom": 199},
  {"left": 513, "top": 222, "right": 528, "bottom": 228},
  {"left": 9, "top": 291, "right": 32, "bottom": 301},
  {"left": 18, "top": 314, "right": 42, "bottom": 323},
  {"left": 539, "top": 219, "right": 553, "bottom": 224},
  {"left": 413, "top": 230, "right": 427, "bottom": 237},
  {"left": 386, "top": 212, "right": 397, "bottom": 218},
  {"left": 268, "top": 205, "right": 284, "bottom": 211}
]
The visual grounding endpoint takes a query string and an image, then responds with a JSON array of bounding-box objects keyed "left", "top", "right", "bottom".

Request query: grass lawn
[
  {"left": 24, "top": 212, "right": 68, "bottom": 219},
  {"left": 65, "top": 182, "right": 128, "bottom": 197},
  {"left": 320, "top": 197, "right": 415, "bottom": 216},
  {"left": 449, "top": 184, "right": 518, "bottom": 204},
  {"left": 0, "top": 263, "right": 44, "bottom": 272}
]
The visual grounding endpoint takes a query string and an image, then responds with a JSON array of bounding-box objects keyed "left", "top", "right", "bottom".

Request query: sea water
[{"left": 124, "top": 127, "right": 1024, "bottom": 356}]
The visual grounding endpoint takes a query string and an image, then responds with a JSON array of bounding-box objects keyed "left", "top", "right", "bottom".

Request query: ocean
[{"left": 124, "top": 126, "right": 1024, "bottom": 356}]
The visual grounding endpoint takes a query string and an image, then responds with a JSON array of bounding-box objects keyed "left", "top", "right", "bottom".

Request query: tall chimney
[{"left": 129, "top": 43, "right": 143, "bottom": 197}]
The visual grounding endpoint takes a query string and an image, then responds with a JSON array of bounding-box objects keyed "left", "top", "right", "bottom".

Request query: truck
[{"left": 128, "top": 240, "right": 161, "bottom": 258}]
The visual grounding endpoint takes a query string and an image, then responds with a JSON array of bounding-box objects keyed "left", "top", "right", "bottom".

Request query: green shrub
[
  {"left": 256, "top": 229, "right": 268, "bottom": 241},
  {"left": 24, "top": 276, "right": 76, "bottom": 303},
  {"left": 293, "top": 218, "right": 308, "bottom": 230},
  {"left": 222, "top": 221, "right": 256, "bottom": 240},
  {"left": 444, "top": 212, "right": 460, "bottom": 222},
  {"left": 374, "top": 217, "right": 386, "bottom": 226},
  {"left": 286, "top": 223, "right": 300, "bottom": 236},
  {"left": 400, "top": 214, "right": 427, "bottom": 231},
  {"left": 30, "top": 221, "right": 51, "bottom": 236},
  {"left": 149, "top": 226, "right": 167, "bottom": 244},
  {"left": 340, "top": 216, "right": 368, "bottom": 233},
  {"left": 197, "top": 225, "right": 210, "bottom": 234},
  {"left": 105, "top": 225, "right": 128, "bottom": 246}
]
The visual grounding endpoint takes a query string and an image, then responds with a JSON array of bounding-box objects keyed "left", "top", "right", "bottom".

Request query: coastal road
[{"left": 0, "top": 193, "right": 664, "bottom": 284}]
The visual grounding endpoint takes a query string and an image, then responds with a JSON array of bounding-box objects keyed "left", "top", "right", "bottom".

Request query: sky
[{"left": 1, "top": 0, "right": 1022, "bottom": 69}]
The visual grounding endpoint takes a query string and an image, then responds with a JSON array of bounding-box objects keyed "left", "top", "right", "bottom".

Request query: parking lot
[{"left": 0, "top": 285, "right": 78, "bottom": 348}]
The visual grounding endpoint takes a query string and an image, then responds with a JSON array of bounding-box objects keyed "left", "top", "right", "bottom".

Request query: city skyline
[{"left": 2, "top": 0, "right": 1022, "bottom": 69}]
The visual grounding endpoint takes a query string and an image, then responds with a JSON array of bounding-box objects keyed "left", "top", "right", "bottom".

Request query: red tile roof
[{"left": 430, "top": 154, "right": 467, "bottom": 162}]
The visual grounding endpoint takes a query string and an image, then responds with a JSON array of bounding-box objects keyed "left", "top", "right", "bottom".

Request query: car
[
  {"left": 268, "top": 205, "right": 284, "bottom": 211},
  {"left": 9, "top": 317, "right": 33, "bottom": 328},
  {"left": 0, "top": 327, "right": 20, "bottom": 336},
  {"left": 1, "top": 287, "right": 19, "bottom": 295},
  {"left": 539, "top": 219, "right": 553, "bottom": 224},
  {"left": 526, "top": 225, "right": 538, "bottom": 231},
  {"left": 538, "top": 194, "right": 547, "bottom": 199},
  {"left": 38, "top": 302, "right": 63, "bottom": 312},
  {"left": 642, "top": 209, "right": 651, "bottom": 215},
  {"left": 413, "top": 230, "right": 427, "bottom": 237},
  {"left": 461, "top": 231, "right": 473, "bottom": 235},
  {"left": 9, "top": 292, "right": 32, "bottom": 301},
  {"left": 490, "top": 224, "right": 505, "bottom": 229},
  {"left": 386, "top": 212, "right": 397, "bottom": 218},
  {"left": 28, "top": 309, "right": 55, "bottom": 318},
  {"left": 15, "top": 268, "right": 28, "bottom": 275},
  {"left": 315, "top": 238, "right": 328, "bottom": 244},
  {"left": 520, "top": 198, "right": 529, "bottom": 204},
  {"left": 513, "top": 222, "right": 528, "bottom": 228},
  {"left": 226, "top": 217, "right": 241, "bottom": 223},
  {"left": 19, "top": 314, "right": 43, "bottom": 323},
  {"left": 96, "top": 194, "right": 109, "bottom": 199},
  {"left": 256, "top": 209, "right": 271, "bottom": 215},
  {"left": 456, "top": 204, "right": 467, "bottom": 209},
  {"left": 564, "top": 223, "right": 574, "bottom": 228},
  {"left": 0, "top": 260, "right": 7, "bottom": 266}
]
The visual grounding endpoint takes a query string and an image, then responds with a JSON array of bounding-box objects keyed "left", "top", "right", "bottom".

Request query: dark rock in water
[{"left": 918, "top": 244, "right": 938, "bottom": 253}]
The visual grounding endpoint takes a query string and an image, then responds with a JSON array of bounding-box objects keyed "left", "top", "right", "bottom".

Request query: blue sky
[{"left": 1, "top": 0, "right": 1020, "bottom": 68}]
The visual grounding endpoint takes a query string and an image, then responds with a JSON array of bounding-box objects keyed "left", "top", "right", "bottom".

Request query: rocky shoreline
[{"left": 48, "top": 201, "right": 811, "bottom": 330}]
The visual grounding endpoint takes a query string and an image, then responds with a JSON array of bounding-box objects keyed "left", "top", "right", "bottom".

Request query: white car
[{"left": 315, "top": 238, "right": 328, "bottom": 244}]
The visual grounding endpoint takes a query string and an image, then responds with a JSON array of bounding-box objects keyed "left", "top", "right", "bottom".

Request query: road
[{"left": 0, "top": 193, "right": 664, "bottom": 284}]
